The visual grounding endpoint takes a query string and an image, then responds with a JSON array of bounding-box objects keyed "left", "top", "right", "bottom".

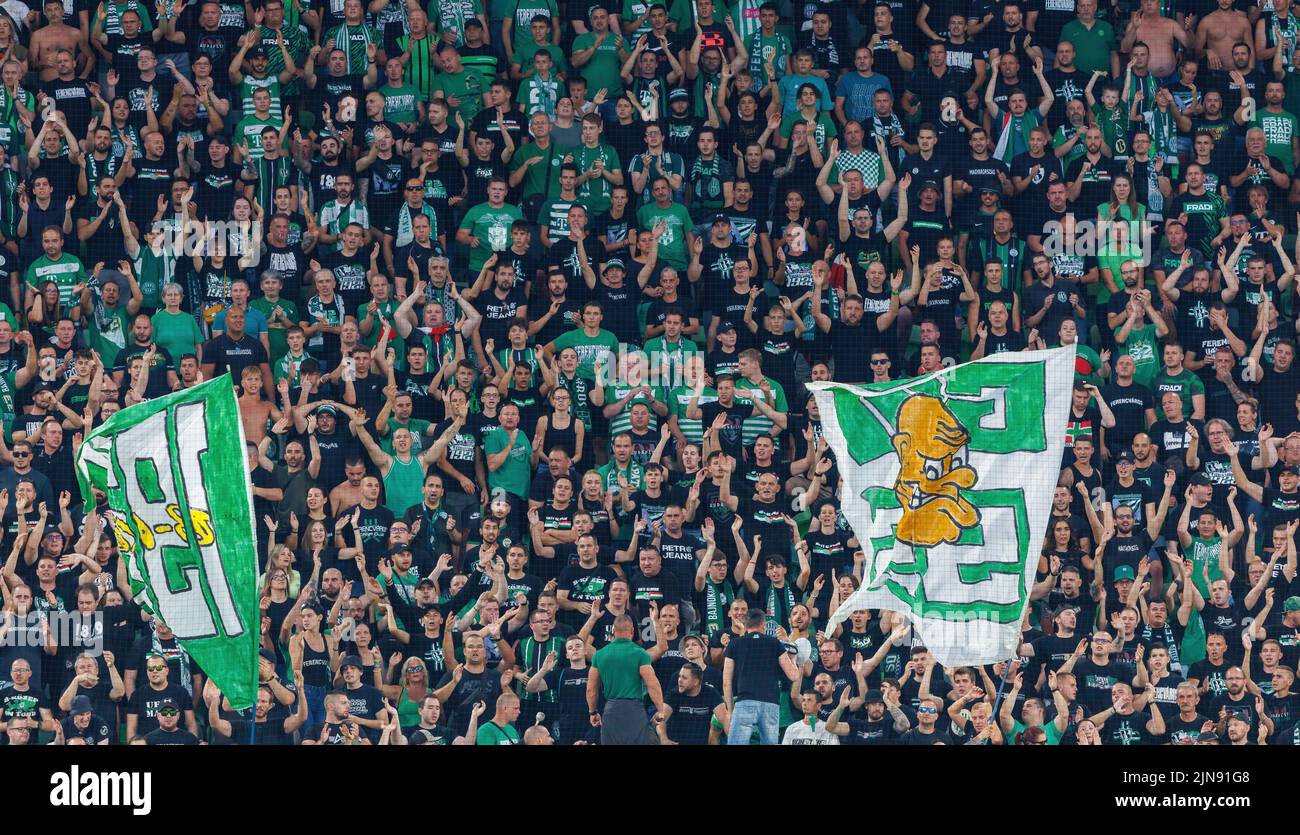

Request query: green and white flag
[
  {"left": 75, "top": 376, "right": 260, "bottom": 709},
  {"left": 809, "top": 348, "right": 1074, "bottom": 666}
]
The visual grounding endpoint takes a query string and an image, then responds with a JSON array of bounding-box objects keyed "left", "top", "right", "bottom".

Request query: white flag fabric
[{"left": 809, "top": 347, "right": 1074, "bottom": 666}]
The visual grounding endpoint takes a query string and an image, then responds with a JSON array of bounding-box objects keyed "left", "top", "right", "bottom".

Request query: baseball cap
[
  {"left": 70, "top": 695, "right": 93, "bottom": 715},
  {"left": 669, "top": 88, "right": 689, "bottom": 102},
  {"left": 863, "top": 689, "right": 885, "bottom": 705},
  {"left": 340, "top": 654, "right": 364, "bottom": 670},
  {"left": 1113, "top": 564, "right": 1137, "bottom": 582},
  {"left": 716, "top": 320, "right": 737, "bottom": 334},
  {"left": 604, "top": 257, "right": 626, "bottom": 272},
  {"left": 1188, "top": 473, "right": 1212, "bottom": 487},
  {"left": 157, "top": 698, "right": 179, "bottom": 712},
  {"left": 248, "top": 46, "right": 268, "bottom": 58},
  {"left": 711, "top": 213, "right": 732, "bottom": 225},
  {"left": 919, "top": 179, "right": 941, "bottom": 193},
  {"left": 978, "top": 184, "right": 1001, "bottom": 194},
  {"left": 1283, "top": 596, "right": 1300, "bottom": 613},
  {"left": 387, "top": 543, "right": 413, "bottom": 559},
  {"left": 1115, "top": 450, "right": 1135, "bottom": 464}
]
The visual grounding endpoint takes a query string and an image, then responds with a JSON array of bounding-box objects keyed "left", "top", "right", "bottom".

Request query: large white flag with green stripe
[
  {"left": 809, "top": 348, "right": 1074, "bottom": 666},
  {"left": 75, "top": 376, "right": 261, "bottom": 709}
]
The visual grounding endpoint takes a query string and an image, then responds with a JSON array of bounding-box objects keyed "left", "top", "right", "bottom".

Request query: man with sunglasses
[
  {"left": 142, "top": 697, "right": 201, "bottom": 745},
  {"left": 898, "top": 695, "right": 956, "bottom": 745},
  {"left": 125, "top": 653, "right": 198, "bottom": 741}
]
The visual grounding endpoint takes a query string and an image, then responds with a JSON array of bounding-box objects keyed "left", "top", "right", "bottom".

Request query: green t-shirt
[
  {"left": 325, "top": 23, "right": 381, "bottom": 74},
  {"left": 1011, "top": 719, "right": 1064, "bottom": 745},
  {"left": 745, "top": 31, "right": 792, "bottom": 88},
  {"left": 1152, "top": 368, "right": 1205, "bottom": 418},
  {"left": 249, "top": 297, "right": 300, "bottom": 365},
  {"left": 1061, "top": 19, "right": 1117, "bottom": 75},
  {"left": 1187, "top": 535, "right": 1226, "bottom": 599},
  {"left": 476, "top": 720, "right": 521, "bottom": 744},
  {"left": 574, "top": 142, "right": 621, "bottom": 215},
  {"left": 1115, "top": 322, "right": 1160, "bottom": 388},
  {"left": 572, "top": 31, "right": 626, "bottom": 96},
  {"left": 636, "top": 201, "right": 693, "bottom": 270},
  {"left": 87, "top": 297, "right": 131, "bottom": 361},
  {"left": 733, "top": 377, "right": 787, "bottom": 448},
  {"left": 273, "top": 350, "right": 314, "bottom": 387},
  {"left": 150, "top": 309, "right": 205, "bottom": 368},
  {"left": 643, "top": 335, "right": 700, "bottom": 382},
  {"left": 1251, "top": 109, "right": 1300, "bottom": 174},
  {"left": 508, "top": 140, "right": 571, "bottom": 200},
  {"left": 430, "top": 70, "right": 487, "bottom": 123},
  {"left": 458, "top": 203, "right": 525, "bottom": 271},
  {"left": 592, "top": 637, "right": 651, "bottom": 700},
  {"left": 601, "top": 383, "right": 666, "bottom": 438},
  {"left": 234, "top": 114, "right": 284, "bottom": 161},
  {"left": 550, "top": 328, "right": 619, "bottom": 379},
  {"left": 483, "top": 425, "right": 533, "bottom": 500},
  {"left": 25, "top": 253, "right": 86, "bottom": 307},
  {"left": 506, "top": 0, "right": 559, "bottom": 55},
  {"left": 382, "top": 418, "right": 432, "bottom": 455},
  {"left": 597, "top": 458, "right": 644, "bottom": 496},
  {"left": 379, "top": 83, "right": 421, "bottom": 124},
  {"left": 668, "top": 384, "right": 714, "bottom": 447}
]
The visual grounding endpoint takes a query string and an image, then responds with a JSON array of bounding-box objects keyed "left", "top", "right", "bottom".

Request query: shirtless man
[
  {"left": 329, "top": 457, "right": 367, "bottom": 515},
  {"left": 1120, "top": 0, "right": 1189, "bottom": 79},
  {"left": 237, "top": 364, "right": 282, "bottom": 445},
  {"left": 1197, "top": 0, "right": 1254, "bottom": 71},
  {"left": 29, "top": 0, "right": 91, "bottom": 82}
]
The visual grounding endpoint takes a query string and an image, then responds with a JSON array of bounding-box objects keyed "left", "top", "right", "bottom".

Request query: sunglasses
[
  {"left": 917, "top": 706, "right": 937, "bottom": 715},
  {"left": 158, "top": 708, "right": 179, "bottom": 716},
  {"left": 146, "top": 665, "right": 167, "bottom": 672},
  {"left": 870, "top": 359, "right": 889, "bottom": 365}
]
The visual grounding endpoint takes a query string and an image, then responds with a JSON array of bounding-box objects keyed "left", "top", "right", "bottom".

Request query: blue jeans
[{"left": 727, "top": 699, "right": 779, "bottom": 745}]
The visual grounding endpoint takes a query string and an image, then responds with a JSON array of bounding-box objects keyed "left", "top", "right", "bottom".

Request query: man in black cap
[
  {"left": 589, "top": 254, "right": 640, "bottom": 346},
  {"left": 844, "top": 687, "right": 912, "bottom": 744},
  {"left": 706, "top": 318, "right": 740, "bottom": 379},
  {"left": 1105, "top": 450, "right": 1165, "bottom": 533},
  {"left": 690, "top": 213, "right": 748, "bottom": 317},
  {"left": 143, "top": 697, "right": 201, "bottom": 745},
  {"left": 337, "top": 654, "right": 391, "bottom": 743},
  {"left": 60, "top": 694, "right": 112, "bottom": 745},
  {"left": 897, "top": 179, "right": 952, "bottom": 269},
  {"left": 664, "top": 88, "right": 700, "bottom": 161}
]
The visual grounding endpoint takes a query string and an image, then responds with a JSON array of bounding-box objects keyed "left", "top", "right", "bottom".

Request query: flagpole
[{"left": 989, "top": 657, "right": 1017, "bottom": 725}]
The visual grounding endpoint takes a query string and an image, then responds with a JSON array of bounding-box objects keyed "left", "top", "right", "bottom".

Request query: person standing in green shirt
[
  {"left": 456, "top": 178, "right": 524, "bottom": 272},
  {"left": 324, "top": 0, "right": 382, "bottom": 75},
  {"left": 573, "top": 113, "right": 623, "bottom": 216},
  {"left": 547, "top": 301, "right": 620, "bottom": 379},
  {"left": 484, "top": 401, "right": 533, "bottom": 502},
  {"left": 26, "top": 227, "right": 86, "bottom": 307},
  {"left": 502, "top": 0, "right": 558, "bottom": 68},
  {"left": 78, "top": 268, "right": 142, "bottom": 363},
  {"left": 571, "top": 8, "right": 628, "bottom": 97},
  {"left": 637, "top": 184, "right": 693, "bottom": 270},
  {"left": 508, "top": 113, "right": 571, "bottom": 206},
  {"left": 1177, "top": 496, "right": 1243, "bottom": 600},
  {"left": 588, "top": 614, "right": 666, "bottom": 744},
  {"left": 1153, "top": 341, "right": 1207, "bottom": 420},
  {"left": 353, "top": 410, "right": 464, "bottom": 515},
  {"left": 1113, "top": 290, "right": 1168, "bottom": 389},
  {"left": 250, "top": 273, "right": 300, "bottom": 366},
  {"left": 429, "top": 47, "right": 489, "bottom": 124},
  {"left": 476, "top": 691, "right": 522, "bottom": 744},
  {"left": 1060, "top": 0, "right": 1117, "bottom": 77},
  {"left": 378, "top": 58, "right": 424, "bottom": 129},
  {"left": 151, "top": 282, "right": 205, "bottom": 366}
]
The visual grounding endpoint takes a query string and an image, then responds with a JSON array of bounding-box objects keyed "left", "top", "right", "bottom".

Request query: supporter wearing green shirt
[
  {"left": 81, "top": 272, "right": 141, "bottom": 363},
  {"left": 547, "top": 301, "right": 620, "bottom": 379},
  {"left": 1152, "top": 342, "right": 1206, "bottom": 420},
  {"left": 379, "top": 67, "right": 423, "bottom": 128},
  {"left": 636, "top": 182, "right": 693, "bottom": 270},
  {"left": 503, "top": 0, "right": 558, "bottom": 65},
  {"left": 1001, "top": 672, "right": 1069, "bottom": 745},
  {"left": 475, "top": 693, "right": 522, "bottom": 744},
  {"left": 1113, "top": 293, "right": 1168, "bottom": 389},
  {"left": 1249, "top": 92, "right": 1300, "bottom": 174},
  {"left": 249, "top": 273, "right": 300, "bottom": 365},
  {"left": 573, "top": 114, "right": 622, "bottom": 215},
  {"left": 457, "top": 179, "right": 524, "bottom": 271},
  {"left": 571, "top": 9, "right": 628, "bottom": 97},
  {"left": 151, "top": 284, "right": 205, "bottom": 367},
  {"left": 508, "top": 113, "right": 571, "bottom": 203},
  {"left": 429, "top": 51, "right": 488, "bottom": 123},
  {"left": 597, "top": 433, "right": 646, "bottom": 494},
  {"left": 1177, "top": 506, "right": 1240, "bottom": 600},
  {"left": 484, "top": 402, "right": 533, "bottom": 501},
  {"left": 1060, "top": 7, "right": 1117, "bottom": 76},
  {"left": 26, "top": 231, "right": 87, "bottom": 307}
]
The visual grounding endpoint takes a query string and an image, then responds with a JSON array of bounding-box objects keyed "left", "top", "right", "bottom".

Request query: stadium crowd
[{"left": 0, "top": 0, "right": 1297, "bottom": 747}]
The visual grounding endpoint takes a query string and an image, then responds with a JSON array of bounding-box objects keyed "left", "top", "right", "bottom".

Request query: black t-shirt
[
  {"left": 1100, "top": 708, "right": 1161, "bottom": 745},
  {"left": 722, "top": 631, "right": 787, "bottom": 704},
  {"left": 434, "top": 668, "right": 503, "bottom": 735},
  {"left": 144, "top": 726, "right": 201, "bottom": 745},
  {"left": 664, "top": 684, "right": 722, "bottom": 745},
  {"left": 126, "top": 683, "right": 193, "bottom": 737},
  {"left": 203, "top": 332, "right": 269, "bottom": 382}
]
